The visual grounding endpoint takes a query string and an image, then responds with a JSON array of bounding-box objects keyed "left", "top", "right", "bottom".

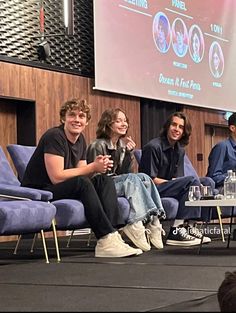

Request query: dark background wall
[{"left": 0, "top": 0, "right": 94, "bottom": 77}]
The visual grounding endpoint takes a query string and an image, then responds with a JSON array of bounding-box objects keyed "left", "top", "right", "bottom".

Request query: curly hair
[
  {"left": 96, "top": 108, "right": 129, "bottom": 139},
  {"left": 159, "top": 111, "right": 192, "bottom": 146},
  {"left": 59, "top": 98, "right": 91, "bottom": 124}
]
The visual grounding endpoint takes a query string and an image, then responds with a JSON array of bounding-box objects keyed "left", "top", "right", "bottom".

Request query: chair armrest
[
  {"left": 35, "top": 189, "right": 53, "bottom": 201},
  {"left": 0, "top": 184, "right": 52, "bottom": 201}
]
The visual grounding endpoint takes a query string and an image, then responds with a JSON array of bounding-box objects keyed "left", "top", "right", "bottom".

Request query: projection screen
[{"left": 93, "top": 0, "right": 236, "bottom": 112}]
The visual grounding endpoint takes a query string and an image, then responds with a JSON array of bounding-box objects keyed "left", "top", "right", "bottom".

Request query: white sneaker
[
  {"left": 123, "top": 221, "right": 151, "bottom": 251},
  {"left": 146, "top": 222, "right": 165, "bottom": 249},
  {"left": 116, "top": 232, "right": 143, "bottom": 255},
  {"left": 95, "top": 231, "right": 142, "bottom": 258}
]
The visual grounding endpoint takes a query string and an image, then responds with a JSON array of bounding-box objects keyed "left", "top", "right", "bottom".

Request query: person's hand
[
  {"left": 124, "top": 136, "right": 136, "bottom": 151},
  {"left": 93, "top": 155, "right": 113, "bottom": 173},
  {"left": 103, "top": 155, "right": 114, "bottom": 172}
]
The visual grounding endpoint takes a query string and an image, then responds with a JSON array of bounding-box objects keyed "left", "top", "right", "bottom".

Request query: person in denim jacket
[{"left": 86, "top": 108, "right": 166, "bottom": 252}]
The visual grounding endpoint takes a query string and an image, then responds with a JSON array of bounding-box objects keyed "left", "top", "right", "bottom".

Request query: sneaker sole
[
  {"left": 166, "top": 239, "right": 201, "bottom": 246},
  {"left": 95, "top": 250, "right": 140, "bottom": 258},
  {"left": 123, "top": 228, "right": 151, "bottom": 252},
  {"left": 202, "top": 237, "right": 211, "bottom": 244},
  {"left": 150, "top": 238, "right": 164, "bottom": 249},
  {"left": 191, "top": 236, "right": 212, "bottom": 244}
]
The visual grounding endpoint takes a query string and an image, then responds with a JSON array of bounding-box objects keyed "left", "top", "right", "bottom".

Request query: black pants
[
  {"left": 157, "top": 176, "right": 201, "bottom": 220},
  {"left": 45, "top": 174, "right": 126, "bottom": 239}
]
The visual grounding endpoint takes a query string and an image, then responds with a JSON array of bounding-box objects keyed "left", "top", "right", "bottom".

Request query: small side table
[{"left": 185, "top": 198, "right": 236, "bottom": 253}]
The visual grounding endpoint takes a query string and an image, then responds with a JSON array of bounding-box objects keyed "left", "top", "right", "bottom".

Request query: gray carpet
[{"left": 0, "top": 236, "right": 235, "bottom": 311}]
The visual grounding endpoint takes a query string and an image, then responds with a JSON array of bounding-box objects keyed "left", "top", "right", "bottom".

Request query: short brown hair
[{"left": 59, "top": 98, "right": 91, "bottom": 124}]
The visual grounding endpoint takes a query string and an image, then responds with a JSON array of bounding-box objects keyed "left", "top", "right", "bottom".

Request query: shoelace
[
  {"left": 145, "top": 228, "right": 151, "bottom": 245},
  {"left": 188, "top": 226, "right": 203, "bottom": 238},
  {"left": 178, "top": 227, "right": 194, "bottom": 240},
  {"left": 149, "top": 224, "right": 166, "bottom": 237}
]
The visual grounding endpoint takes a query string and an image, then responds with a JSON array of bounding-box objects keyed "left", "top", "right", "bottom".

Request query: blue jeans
[
  {"left": 113, "top": 173, "right": 166, "bottom": 224},
  {"left": 157, "top": 176, "right": 201, "bottom": 220}
]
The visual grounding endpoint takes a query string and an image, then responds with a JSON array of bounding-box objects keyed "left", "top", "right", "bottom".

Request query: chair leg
[
  {"left": 13, "top": 235, "right": 22, "bottom": 255},
  {"left": 66, "top": 230, "right": 74, "bottom": 248},
  {"left": 197, "top": 222, "right": 206, "bottom": 255},
  {"left": 227, "top": 206, "right": 234, "bottom": 249},
  {"left": 217, "top": 206, "right": 225, "bottom": 242},
  {"left": 87, "top": 230, "right": 93, "bottom": 247},
  {"left": 30, "top": 233, "right": 38, "bottom": 253},
  {"left": 40, "top": 230, "right": 49, "bottom": 264},
  {"left": 51, "top": 218, "right": 61, "bottom": 263}
]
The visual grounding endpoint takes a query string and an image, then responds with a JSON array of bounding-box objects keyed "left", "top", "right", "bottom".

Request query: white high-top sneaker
[
  {"left": 146, "top": 220, "right": 165, "bottom": 249},
  {"left": 95, "top": 231, "right": 142, "bottom": 258},
  {"left": 123, "top": 221, "right": 151, "bottom": 251}
]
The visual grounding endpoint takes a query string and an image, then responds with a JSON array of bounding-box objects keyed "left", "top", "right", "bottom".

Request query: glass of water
[{"left": 188, "top": 186, "right": 201, "bottom": 201}]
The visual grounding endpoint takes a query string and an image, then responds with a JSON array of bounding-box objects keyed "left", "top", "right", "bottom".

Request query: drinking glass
[
  {"left": 201, "top": 186, "right": 213, "bottom": 199},
  {"left": 188, "top": 186, "right": 201, "bottom": 201}
]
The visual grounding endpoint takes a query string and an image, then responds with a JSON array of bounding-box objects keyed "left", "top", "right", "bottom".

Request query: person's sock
[
  {"left": 172, "top": 219, "right": 184, "bottom": 228},
  {"left": 187, "top": 220, "right": 197, "bottom": 227},
  {"left": 151, "top": 215, "right": 161, "bottom": 226}
]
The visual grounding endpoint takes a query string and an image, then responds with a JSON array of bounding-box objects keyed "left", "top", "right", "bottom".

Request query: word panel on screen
[{"left": 93, "top": 0, "right": 236, "bottom": 112}]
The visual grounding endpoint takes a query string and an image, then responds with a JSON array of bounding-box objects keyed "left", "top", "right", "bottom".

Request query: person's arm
[
  {"left": 44, "top": 153, "right": 111, "bottom": 184},
  {"left": 139, "top": 142, "right": 168, "bottom": 185},
  {"left": 118, "top": 136, "right": 136, "bottom": 174},
  {"left": 207, "top": 142, "right": 227, "bottom": 186},
  {"left": 152, "top": 177, "right": 168, "bottom": 185}
]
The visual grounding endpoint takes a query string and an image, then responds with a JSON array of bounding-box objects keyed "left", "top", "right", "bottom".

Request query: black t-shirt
[{"left": 21, "top": 125, "right": 87, "bottom": 189}]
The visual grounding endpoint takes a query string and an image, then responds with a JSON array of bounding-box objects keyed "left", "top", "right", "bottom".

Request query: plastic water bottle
[
  {"left": 224, "top": 170, "right": 234, "bottom": 199},
  {"left": 232, "top": 171, "right": 236, "bottom": 199}
]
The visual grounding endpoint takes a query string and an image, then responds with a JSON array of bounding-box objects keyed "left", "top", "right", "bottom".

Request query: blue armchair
[
  {"left": 7, "top": 144, "right": 131, "bottom": 245},
  {"left": 0, "top": 147, "right": 58, "bottom": 263}
]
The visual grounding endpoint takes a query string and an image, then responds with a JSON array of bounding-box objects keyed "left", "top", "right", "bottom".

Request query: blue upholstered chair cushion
[
  {"left": 0, "top": 147, "right": 20, "bottom": 186},
  {"left": 7, "top": 144, "right": 36, "bottom": 183},
  {"left": 52, "top": 197, "right": 130, "bottom": 229},
  {"left": 0, "top": 146, "right": 52, "bottom": 201},
  {"left": 0, "top": 200, "right": 56, "bottom": 235}
]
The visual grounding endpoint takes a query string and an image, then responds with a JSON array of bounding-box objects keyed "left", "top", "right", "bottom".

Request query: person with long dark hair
[{"left": 139, "top": 111, "right": 211, "bottom": 246}]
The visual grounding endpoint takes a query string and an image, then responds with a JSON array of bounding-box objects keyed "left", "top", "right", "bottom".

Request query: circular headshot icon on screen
[
  {"left": 209, "top": 41, "right": 224, "bottom": 79},
  {"left": 153, "top": 12, "right": 171, "bottom": 53},
  {"left": 172, "top": 18, "right": 188, "bottom": 57},
  {"left": 188, "top": 25, "right": 204, "bottom": 63}
]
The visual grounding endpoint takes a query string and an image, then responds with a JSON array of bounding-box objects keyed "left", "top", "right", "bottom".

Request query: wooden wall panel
[
  {"left": 183, "top": 106, "right": 228, "bottom": 176},
  {"left": 0, "top": 62, "right": 35, "bottom": 100},
  {"left": 0, "top": 61, "right": 141, "bottom": 159},
  {"left": 0, "top": 101, "right": 17, "bottom": 157},
  {"left": 0, "top": 62, "right": 141, "bottom": 147}
]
